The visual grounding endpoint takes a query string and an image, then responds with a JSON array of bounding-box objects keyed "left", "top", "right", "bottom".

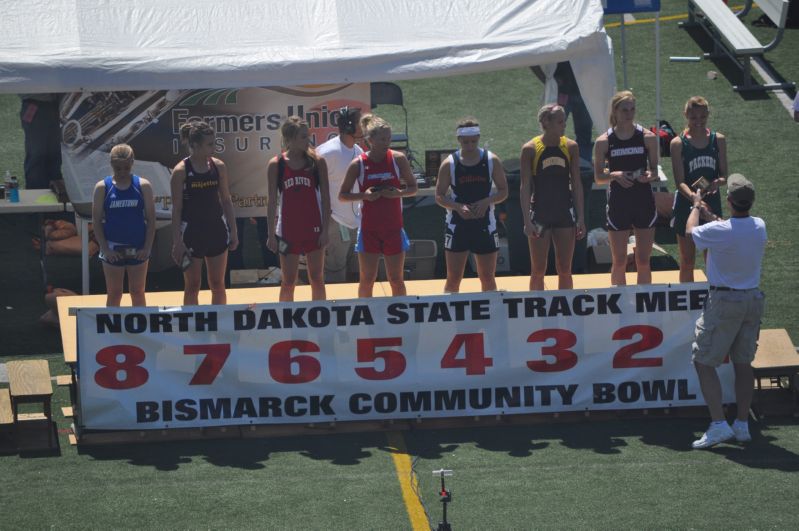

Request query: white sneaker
[
  {"left": 732, "top": 421, "right": 752, "bottom": 443},
  {"left": 692, "top": 422, "right": 735, "bottom": 449}
]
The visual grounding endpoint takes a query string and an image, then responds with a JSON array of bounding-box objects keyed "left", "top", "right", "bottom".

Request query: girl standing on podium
[
  {"left": 435, "top": 117, "right": 508, "bottom": 292},
  {"left": 266, "top": 116, "right": 331, "bottom": 302},
  {"left": 520, "top": 104, "right": 585, "bottom": 291},
  {"left": 593, "top": 91, "right": 659, "bottom": 286},
  {"left": 339, "top": 114, "right": 417, "bottom": 297},
  {"left": 170, "top": 121, "right": 238, "bottom": 305},
  {"left": 670, "top": 96, "right": 727, "bottom": 282},
  {"left": 92, "top": 144, "right": 156, "bottom": 306}
]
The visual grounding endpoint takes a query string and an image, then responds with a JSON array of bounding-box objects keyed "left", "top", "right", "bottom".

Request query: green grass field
[{"left": 1, "top": 2, "right": 798, "bottom": 529}]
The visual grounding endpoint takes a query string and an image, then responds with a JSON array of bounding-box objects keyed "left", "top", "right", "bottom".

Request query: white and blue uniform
[{"left": 443, "top": 149, "right": 499, "bottom": 254}]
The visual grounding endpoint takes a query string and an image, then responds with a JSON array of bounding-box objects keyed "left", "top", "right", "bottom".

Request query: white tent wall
[
  {"left": 571, "top": 34, "right": 616, "bottom": 137},
  {"left": 1, "top": 0, "right": 615, "bottom": 131}
]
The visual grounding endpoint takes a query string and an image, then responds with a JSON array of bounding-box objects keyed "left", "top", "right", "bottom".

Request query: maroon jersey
[
  {"left": 358, "top": 150, "right": 403, "bottom": 230},
  {"left": 275, "top": 154, "right": 323, "bottom": 243}
]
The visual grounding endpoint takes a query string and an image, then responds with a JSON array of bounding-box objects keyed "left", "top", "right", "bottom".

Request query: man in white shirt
[
  {"left": 316, "top": 107, "right": 364, "bottom": 282},
  {"left": 686, "top": 173, "right": 767, "bottom": 449}
]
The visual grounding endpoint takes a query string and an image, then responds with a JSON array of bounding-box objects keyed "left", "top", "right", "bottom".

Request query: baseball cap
[{"left": 727, "top": 173, "right": 754, "bottom": 209}]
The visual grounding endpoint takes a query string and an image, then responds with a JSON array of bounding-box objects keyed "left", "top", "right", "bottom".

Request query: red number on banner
[
  {"left": 526, "top": 329, "right": 578, "bottom": 372},
  {"left": 440, "top": 333, "right": 493, "bottom": 375},
  {"left": 95, "top": 345, "right": 149, "bottom": 390},
  {"left": 355, "top": 337, "right": 406, "bottom": 380},
  {"left": 612, "top": 325, "right": 664, "bottom": 368},
  {"left": 268, "top": 340, "right": 321, "bottom": 384},
  {"left": 184, "top": 344, "right": 231, "bottom": 385}
]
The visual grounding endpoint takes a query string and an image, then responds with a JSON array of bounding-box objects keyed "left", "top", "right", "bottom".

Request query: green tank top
[
  {"left": 681, "top": 130, "right": 719, "bottom": 190},
  {"left": 675, "top": 130, "right": 722, "bottom": 219}
]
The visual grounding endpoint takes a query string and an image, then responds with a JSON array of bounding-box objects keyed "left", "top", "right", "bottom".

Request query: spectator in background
[
  {"left": 530, "top": 62, "right": 593, "bottom": 164},
  {"left": 687, "top": 174, "right": 766, "bottom": 449},
  {"left": 170, "top": 121, "right": 238, "bottom": 305},
  {"left": 317, "top": 106, "right": 364, "bottom": 283},
  {"left": 19, "top": 94, "right": 63, "bottom": 189},
  {"left": 92, "top": 144, "right": 156, "bottom": 307},
  {"left": 227, "top": 217, "right": 279, "bottom": 273}
]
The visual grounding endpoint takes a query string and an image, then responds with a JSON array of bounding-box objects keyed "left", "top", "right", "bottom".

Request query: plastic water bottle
[
  {"left": 8, "top": 173, "right": 19, "bottom": 203},
  {"left": 3, "top": 171, "right": 10, "bottom": 202}
]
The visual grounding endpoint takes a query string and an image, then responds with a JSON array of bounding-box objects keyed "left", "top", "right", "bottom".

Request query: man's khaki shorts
[
  {"left": 324, "top": 219, "right": 359, "bottom": 283},
  {"left": 692, "top": 289, "right": 765, "bottom": 367}
]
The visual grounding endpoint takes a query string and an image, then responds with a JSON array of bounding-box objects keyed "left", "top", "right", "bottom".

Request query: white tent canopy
[{"left": 1, "top": 0, "right": 615, "bottom": 130}]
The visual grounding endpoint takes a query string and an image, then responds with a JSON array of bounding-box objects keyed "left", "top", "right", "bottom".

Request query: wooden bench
[
  {"left": 0, "top": 388, "right": 13, "bottom": 427},
  {"left": 752, "top": 329, "right": 799, "bottom": 414},
  {"left": 684, "top": 0, "right": 795, "bottom": 92},
  {"left": 0, "top": 388, "right": 14, "bottom": 450},
  {"left": 7, "top": 360, "right": 54, "bottom": 447}
]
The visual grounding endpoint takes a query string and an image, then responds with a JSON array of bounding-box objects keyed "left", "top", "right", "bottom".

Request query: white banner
[
  {"left": 60, "top": 84, "right": 370, "bottom": 217},
  {"left": 75, "top": 283, "right": 734, "bottom": 430}
]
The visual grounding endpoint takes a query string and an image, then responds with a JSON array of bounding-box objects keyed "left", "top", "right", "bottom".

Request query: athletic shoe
[
  {"left": 732, "top": 421, "right": 752, "bottom": 443},
  {"left": 692, "top": 422, "right": 734, "bottom": 449}
]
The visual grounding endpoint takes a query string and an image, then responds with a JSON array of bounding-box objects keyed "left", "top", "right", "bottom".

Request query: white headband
[{"left": 456, "top": 126, "right": 480, "bottom": 137}]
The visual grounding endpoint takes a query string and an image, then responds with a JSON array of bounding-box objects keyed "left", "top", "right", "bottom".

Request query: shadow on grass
[
  {"left": 704, "top": 419, "right": 799, "bottom": 471},
  {"left": 400, "top": 421, "right": 636, "bottom": 458},
  {"left": 74, "top": 417, "right": 799, "bottom": 472},
  {"left": 400, "top": 417, "right": 799, "bottom": 465},
  {"left": 79, "top": 431, "right": 384, "bottom": 471}
]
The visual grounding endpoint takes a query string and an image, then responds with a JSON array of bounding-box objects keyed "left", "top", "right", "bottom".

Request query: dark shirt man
[{"left": 19, "top": 94, "right": 63, "bottom": 189}]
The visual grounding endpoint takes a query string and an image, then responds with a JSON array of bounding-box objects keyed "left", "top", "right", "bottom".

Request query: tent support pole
[
  {"left": 620, "top": 15, "right": 628, "bottom": 89},
  {"left": 655, "top": 12, "right": 661, "bottom": 127}
]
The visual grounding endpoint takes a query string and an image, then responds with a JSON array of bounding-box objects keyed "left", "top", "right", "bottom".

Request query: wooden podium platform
[
  {"left": 51, "top": 270, "right": 799, "bottom": 445},
  {"left": 57, "top": 270, "right": 701, "bottom": 365},
  {"left": 752, "top": 329, "right": 799, "bottom": 417}
]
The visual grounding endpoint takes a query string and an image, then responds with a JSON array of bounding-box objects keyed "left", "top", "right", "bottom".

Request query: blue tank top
[{"left": 103, "top": 175, "right": 146, "bottom": 248}]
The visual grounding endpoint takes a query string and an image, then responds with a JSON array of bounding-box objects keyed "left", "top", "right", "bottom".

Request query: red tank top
[
  {"left": 358, "top": 150, "right": 403, "bottom": 230},
  {"left": 276, "top": 154, "right": 322, "bottom": 242}
]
